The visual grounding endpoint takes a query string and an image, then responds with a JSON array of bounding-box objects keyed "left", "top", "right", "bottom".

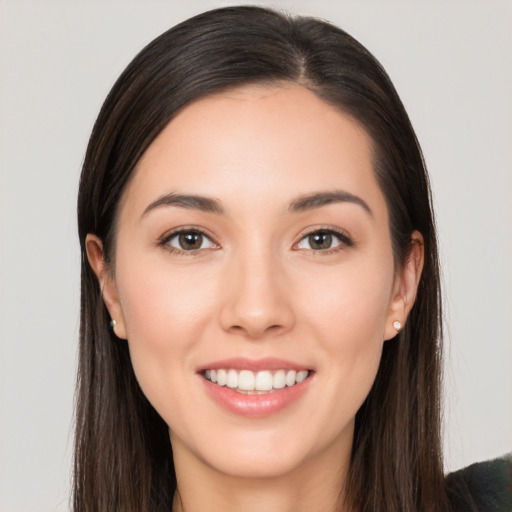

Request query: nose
[{"left": 218, "top": 247, "right": 295, "bottom": 339}]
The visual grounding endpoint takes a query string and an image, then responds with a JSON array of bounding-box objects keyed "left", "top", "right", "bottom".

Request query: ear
[
  {"left": 383, "top": 231, "right": 424, "bottom": 341},
  {"left": 85, "top": 234, "right": 127, "bottom": 339}
]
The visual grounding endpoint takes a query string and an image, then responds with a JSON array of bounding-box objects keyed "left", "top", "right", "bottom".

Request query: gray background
[{"left": 1, "top": 1, "right": 511, "bottom": 510}]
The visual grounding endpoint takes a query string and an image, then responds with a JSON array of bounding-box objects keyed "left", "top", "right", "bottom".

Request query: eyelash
[
  {"left": 158, "top": 226, "right": 354, "bottom": 256},
  {"left": 159, "top": 226, "right": 218, "bottom": 256},
  {"left": 294, "top": 227, "right": 354, "bottom": 254}
]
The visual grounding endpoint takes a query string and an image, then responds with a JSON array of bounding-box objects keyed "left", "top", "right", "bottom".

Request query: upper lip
[{"left": 196, "top": 357, "right": 311, "bottom": 373}]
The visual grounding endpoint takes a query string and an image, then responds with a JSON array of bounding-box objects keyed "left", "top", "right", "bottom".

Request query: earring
[
  {"left": 110, "top": 319, "right": 117, "bottom": 332},
  {"left": 393, "top": 320, "right": 402, "bottom": 332}
]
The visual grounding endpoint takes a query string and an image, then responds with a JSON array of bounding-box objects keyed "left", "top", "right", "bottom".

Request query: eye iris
[
  {"left": 179, "top": 232, "right": 202, "bottom": 250},
  {"left": 309, "top": 232, "right": 332, "bottom": 250}
]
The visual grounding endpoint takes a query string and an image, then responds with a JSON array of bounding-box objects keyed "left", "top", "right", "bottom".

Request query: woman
[{"left": 75, "top": 6, "right": 510, "bottom": 512}]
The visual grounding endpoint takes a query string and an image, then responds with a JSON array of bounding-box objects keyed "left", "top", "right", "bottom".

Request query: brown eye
[
  {"left": 179, "top": 232, "right": 203, "bottom": 250},
  {"left": 308, "top": 232, "right": 332, "bottom": 250},
  {"left": 296, "top": 229, "right": 352, "bottom": 251},
  {"left": 166, "top": 230, "right": 216, "bottom": 252}
]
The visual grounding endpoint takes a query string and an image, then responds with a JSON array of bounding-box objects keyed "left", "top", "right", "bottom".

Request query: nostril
[{"left": 227, "top": 323, "right": 285, "bottom": 339}]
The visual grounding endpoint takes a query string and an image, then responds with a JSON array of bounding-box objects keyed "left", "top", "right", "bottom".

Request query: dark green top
[{"left": 446, "top": 455, "right": 512, "bottom": 511}]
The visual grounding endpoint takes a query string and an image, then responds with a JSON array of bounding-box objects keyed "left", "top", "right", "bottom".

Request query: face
[{"left": 88, "top": 84, "right": 420, "bottom": 480}]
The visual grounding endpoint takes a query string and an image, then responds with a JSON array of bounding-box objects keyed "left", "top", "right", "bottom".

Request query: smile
[
  {"left": 198, "top": 358, "right": 313, "bottom": 417},
  {"left": 204, "top": 369, "right": 309, "bottom": 394}
]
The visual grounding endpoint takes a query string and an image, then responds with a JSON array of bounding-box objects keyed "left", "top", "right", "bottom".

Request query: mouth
[
  {"left": 202, "top": 368, "right": 310, "bottom": 394},
  {"left": 198, "top": 358, "right": 313, "bottom": 417}
]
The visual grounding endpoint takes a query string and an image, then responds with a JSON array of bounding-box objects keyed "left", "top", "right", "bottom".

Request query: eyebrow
[
  {"left": 289, "top": 190, "right": 373, "bottom": 216},
  {"left": 141, "top": 193, "right": 224, "bottom": 218},
  {"left": 141, "top": 189, "right": 372, "bottom": 219}
]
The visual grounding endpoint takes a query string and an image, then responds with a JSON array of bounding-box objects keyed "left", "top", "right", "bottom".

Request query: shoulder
[{"left": 445, "top": 454, "right": 512, "bottom": 512}]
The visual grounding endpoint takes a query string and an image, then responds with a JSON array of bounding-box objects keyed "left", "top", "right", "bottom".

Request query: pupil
[
  {"left": 179, "top": 232, "right": 202, "bottom": 250},
  {"left": 310, "top": 232, "right": 332, "bottom": 250}
]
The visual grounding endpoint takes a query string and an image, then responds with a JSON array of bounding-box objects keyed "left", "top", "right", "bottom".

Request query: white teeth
[
  {"left": 296, "top": 370, "right": 308, "bottom": 383},
  {"left": 255, "top": 371, "right": 273, "bottom": 391},
  {"left": 285, "top": 370, "right": 296, "bottom": 386},
  {"left": 216, "top": 369, "right": 227, "bottom": 386},
  {"left": 238, "top": 370, "right": 255, "bottom": 391},
  {"left": 204, "top": 368, "right": 309, "bottom": 392},
  {"left": 226, "top": 369, "right": 238, "bottom": 388},
  {"left": 273, "top": 370, "right": 286, "bottom": 389}
]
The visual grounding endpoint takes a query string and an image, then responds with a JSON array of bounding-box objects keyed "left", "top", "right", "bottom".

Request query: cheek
[
  {"left": 114, "top": 258, "right": 219, "bottom": 410},
  {"left": 298, "top": 255, "right": 394, "bottom": 408},
  {"left": 302, "top": 255, "right": 394, "bottom": 345},
  {"left": 119, "top": 256, "right": 218, "bottom": 340}
]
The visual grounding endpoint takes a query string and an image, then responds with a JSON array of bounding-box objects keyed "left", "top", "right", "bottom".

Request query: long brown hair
[{"left": 75, "top": 6, "right": 447, "bottom": 511}]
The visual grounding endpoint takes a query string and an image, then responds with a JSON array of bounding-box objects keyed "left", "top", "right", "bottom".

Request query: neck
[{"left": 170, "top": 433, "right": 352, "bottom": 512}]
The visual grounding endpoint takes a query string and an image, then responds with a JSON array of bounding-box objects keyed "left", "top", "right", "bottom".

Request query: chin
[
  {"left": 205, "top": 447, "right": 309, "bottom": 480},
  {"left": 175, "top": 417, "right": 352, "bottom": 481}
]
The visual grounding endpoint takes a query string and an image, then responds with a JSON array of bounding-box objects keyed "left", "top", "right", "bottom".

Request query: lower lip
[{"left": 201, "top": 375, "right": 312, "bottom": 418}]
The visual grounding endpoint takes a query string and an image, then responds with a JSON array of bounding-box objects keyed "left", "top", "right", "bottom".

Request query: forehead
[{"left": 122, "top": 84, "right": 387, "bottom": 219}]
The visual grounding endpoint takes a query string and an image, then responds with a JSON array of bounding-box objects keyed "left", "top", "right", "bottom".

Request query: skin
[{"left": 87, "top": 84, "right": 423, "bottom": 512}]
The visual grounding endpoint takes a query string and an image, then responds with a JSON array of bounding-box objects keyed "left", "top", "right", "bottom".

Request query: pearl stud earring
[
  {"left": 393, "top": 320, "right": 402, "bottom": 331},
  {"left": 110, "top": 319, "right": 117, "bottom": 330}
]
